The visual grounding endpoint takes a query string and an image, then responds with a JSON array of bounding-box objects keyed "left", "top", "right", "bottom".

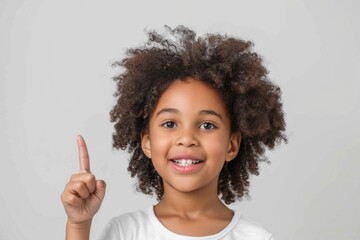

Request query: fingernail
[{"left": 99, "top": 180, "right": 105, "bottom": 188}]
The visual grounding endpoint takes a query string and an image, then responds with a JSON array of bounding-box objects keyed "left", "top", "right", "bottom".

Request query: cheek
[
  {"left": 150, "top": 134, "right": 171, "bottom": 155},
  {"left": 203, "top": 135, "right": 229, "bottom": 158}
]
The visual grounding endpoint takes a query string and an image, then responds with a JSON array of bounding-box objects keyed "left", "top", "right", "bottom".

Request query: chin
[{"left": 166, "top": 181, "right": 214, "bottom": 195}]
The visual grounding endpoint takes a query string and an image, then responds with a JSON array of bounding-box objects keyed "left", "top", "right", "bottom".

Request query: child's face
[{"left": 141, "top": 78, "right": 240, "bottom": 194}]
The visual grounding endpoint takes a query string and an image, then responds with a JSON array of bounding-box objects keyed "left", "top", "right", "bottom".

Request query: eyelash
[
  {"left": 161, "top": 121, "right": 177, "bottom": 128},
  {"left": 161, "top": 121, "right": 217, "bottom": 130},
  {"left": 199, "top": 122, "right": 217, "bottom": 130}
]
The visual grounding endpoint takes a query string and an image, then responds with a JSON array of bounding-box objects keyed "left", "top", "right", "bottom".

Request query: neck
[{"left": 155, "top": 181, "right": 229, "bottom": 218}]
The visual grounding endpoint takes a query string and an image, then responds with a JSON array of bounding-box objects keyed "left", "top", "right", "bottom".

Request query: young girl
[{"left": 61, "top": 25, "right": 287, "bottom": 240}]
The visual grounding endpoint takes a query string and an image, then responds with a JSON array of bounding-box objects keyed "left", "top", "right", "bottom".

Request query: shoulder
[
  {"left": 98, "top": 208, "right": 153, "bottom": 240},
  {"left": 111, "top": 208, "right": 150, "bottom": 226},
  {"left": 229, "top": 210, "right": 274, "bottom": 240}
]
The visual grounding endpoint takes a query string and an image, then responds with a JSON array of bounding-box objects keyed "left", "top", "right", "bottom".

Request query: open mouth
[{"left": 171, "top": 159, "right": 204, "bottom": 167}]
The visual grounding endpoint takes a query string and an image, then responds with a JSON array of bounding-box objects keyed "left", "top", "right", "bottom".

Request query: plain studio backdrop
[{"left": 1, "top": 0, "right": 359, "bottom": 239}]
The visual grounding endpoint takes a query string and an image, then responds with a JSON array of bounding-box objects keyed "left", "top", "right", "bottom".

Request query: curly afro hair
[{"left": 110, "top": 25, "right": 287, "bottom": 204}]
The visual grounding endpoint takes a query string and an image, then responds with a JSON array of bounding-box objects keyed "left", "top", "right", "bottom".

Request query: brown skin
[
  {"left": 111, "top": 25, "right": 287, "bottom": 204},
  {"left": 61, "top": 135, "right": 106, "bottom": 240},
  {"left": 61, "top": 25, "right": 287, "bottom": 238},
  {"left": 141, "top": 79, "right": 241, "bottom": 236}
]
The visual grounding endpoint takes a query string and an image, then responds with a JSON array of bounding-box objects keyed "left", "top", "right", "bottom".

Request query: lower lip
[{"left": 170, "top": 161, "right": 205, "bottom": 173}]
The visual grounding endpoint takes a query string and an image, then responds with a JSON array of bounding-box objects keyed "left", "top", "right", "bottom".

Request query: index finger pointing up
[{"left": 77, "top": 135, "right": 91, "bottom": 173}]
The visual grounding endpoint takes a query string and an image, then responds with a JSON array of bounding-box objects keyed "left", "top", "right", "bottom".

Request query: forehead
[{"left": 153, "top": 78, "right": 229, "bottom": 117}]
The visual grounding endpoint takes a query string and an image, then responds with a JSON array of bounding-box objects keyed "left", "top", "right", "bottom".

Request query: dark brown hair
[{"left": 110, "top": 25, "right": 287, "bottom": 204}]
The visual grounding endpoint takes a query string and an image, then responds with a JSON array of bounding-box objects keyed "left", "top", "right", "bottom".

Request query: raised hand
[{"left": 61, "top": 135, "right": 106, "bottom": 225}]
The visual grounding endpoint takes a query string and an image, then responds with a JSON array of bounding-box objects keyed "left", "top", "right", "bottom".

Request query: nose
[{"left": 175, "top": 127, "right": 198, "bottom": 147}]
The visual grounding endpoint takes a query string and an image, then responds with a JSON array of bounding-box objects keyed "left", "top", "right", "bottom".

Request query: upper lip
[{"left": 168, "top": 154, "right": 204, "bottom": 162}]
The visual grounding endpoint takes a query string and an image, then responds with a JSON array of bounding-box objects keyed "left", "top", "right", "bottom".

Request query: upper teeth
[{"left": 174, "top": 159, "right": 201, "bottom": 166}]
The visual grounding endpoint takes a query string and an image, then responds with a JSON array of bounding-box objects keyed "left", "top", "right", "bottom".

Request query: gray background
[{"left": 1, "top": 0, "right": 359, "bottom": 239}]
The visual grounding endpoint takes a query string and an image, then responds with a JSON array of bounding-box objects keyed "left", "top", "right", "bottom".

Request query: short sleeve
[{"left": 97, "top": 218, "right": 121, "bottom": 240}]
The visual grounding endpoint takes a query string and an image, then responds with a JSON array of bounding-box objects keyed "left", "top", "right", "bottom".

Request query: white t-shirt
[{"left": 98, "top": 207, "right": 273, "bottom": 240}]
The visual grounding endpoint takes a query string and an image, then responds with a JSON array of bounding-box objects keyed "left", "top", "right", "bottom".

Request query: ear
[
  {"left": 225, "top": 132, "right": 241, "bottom": 162},
  {"left": 141, "top": 130, "right": 151, "bottom": 159}
]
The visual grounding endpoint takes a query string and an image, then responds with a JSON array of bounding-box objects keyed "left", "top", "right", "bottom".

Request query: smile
[{"left": 172, "top": 159, "right": 203, "bottom": 166}]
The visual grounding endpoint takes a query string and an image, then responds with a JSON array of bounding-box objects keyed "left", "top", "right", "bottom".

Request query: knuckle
[
  {"left": 70, "top": 174, "right": 78, "bottom": 181},
  {"left": 65, "top": 182, "right": 73, "bottom": 191},
  {"left": 67, "top": 194, "right": 78, "bottom": 204},
  {"left": 61, "top": 191, "right": 76, "bottom": 205},
  {"left": 87, "top": 173, "right": 96, "bottom": 182},
  {"left": 60, "top": 191, "right": 66, "bottom": 202},
  {"left": 75, "top": 181, "right": 85, "bottom": 190},
  {"left": 84, "top": 174, "right": 96, "bottom": 192},
  {"left": 81, "top": 173, "right": 95, "bottom": 186}
]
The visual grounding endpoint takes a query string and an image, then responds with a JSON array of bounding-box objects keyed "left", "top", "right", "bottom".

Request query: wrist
[
  {"left": 66, "top": 219, "right": 92, "bottom": 240},
  {"left": 67, "top": 218, "right": 92, "bottom": 229}
]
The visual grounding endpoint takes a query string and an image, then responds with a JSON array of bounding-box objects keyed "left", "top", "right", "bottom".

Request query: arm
[
  {"left": 66, "top": 220, "right": 91, "bottom": 240},
  {"left": 61, "top": 135, "right": 106, "bottom": 240}
]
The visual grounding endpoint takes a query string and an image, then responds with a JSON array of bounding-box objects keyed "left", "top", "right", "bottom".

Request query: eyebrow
[
  {"left": 199, "top": 110, "right": 223, "bottom": 121},
  {"left": 155, "top": 108, "right": 223, "bottom": 121},
  {"left": 155, "top": 108, "right": 179, "bottom": 118}
]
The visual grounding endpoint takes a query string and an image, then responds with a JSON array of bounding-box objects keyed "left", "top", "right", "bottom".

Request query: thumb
[{"left": 94, "top": 180, "right": 106, "bottom": 201}]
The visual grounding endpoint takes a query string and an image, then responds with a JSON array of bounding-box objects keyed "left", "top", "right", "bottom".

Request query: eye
[
  {"left": 200, "top": 122, "right": 216, "bottom": 130},
  {"left": 161, "top": 121, "right": 177, "bottom": 128}
]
